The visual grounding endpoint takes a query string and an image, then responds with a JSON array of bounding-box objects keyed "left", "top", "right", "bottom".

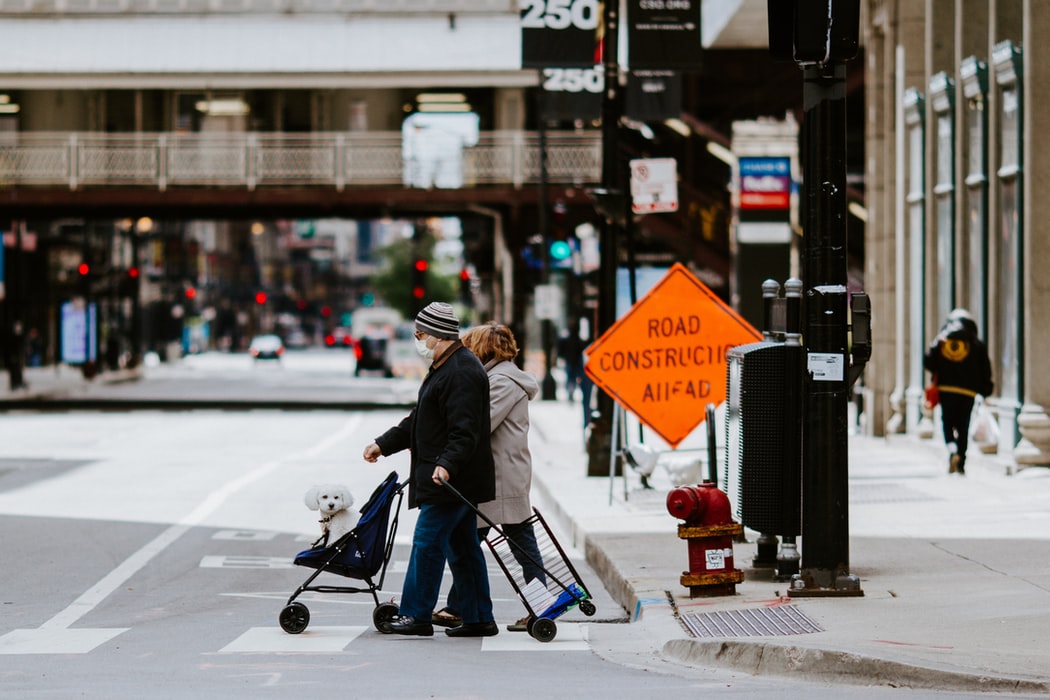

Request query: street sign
[
  {"left": 521, "top": 0, "right": 600, "bottom": 68},
  {"left": 626, "top": 0, "right": 703, "bottom": 70},
  {"left": 630, "top": 158, "right": 678, "bottom": 214},
  {"left": 534, "top": 283, "right": 561, "bottom": 321},
  {"left": 584, "top": 263, "right": 761, "bottom": 448}
]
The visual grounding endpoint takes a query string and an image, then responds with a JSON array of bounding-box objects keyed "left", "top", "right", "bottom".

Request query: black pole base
[{"left": 787, "top": 571, "right": 864, "bottom": 597}]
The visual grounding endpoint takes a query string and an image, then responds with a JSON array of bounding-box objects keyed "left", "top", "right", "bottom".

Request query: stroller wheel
[
  {"left": 373, "top": 602, "right": 399, "bottom": 633},
  {"left": 579, "top": 600, "right": 596, "bottom": 616},
  {"left": 279, "top": 602, "right": 310, "bottom": 634},
  {"left": 530, "top": 617, "right": 557, "bottom": 643}
]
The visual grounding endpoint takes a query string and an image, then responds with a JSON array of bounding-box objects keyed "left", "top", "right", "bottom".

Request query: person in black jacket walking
[
  {"left": 924, "top": 308, "right": 994, "bottom": 475},
  {"left": 362, "top": 302, "right": 498, "bottom": 637}
]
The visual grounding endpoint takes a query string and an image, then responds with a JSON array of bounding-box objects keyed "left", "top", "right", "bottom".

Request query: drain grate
[{"left": 681, "top": 605, "right": 824, "bottom": 638}]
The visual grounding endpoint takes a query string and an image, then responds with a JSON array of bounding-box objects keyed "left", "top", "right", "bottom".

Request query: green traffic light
[{"left": 549, "top": 240, "right": 572, "bottom": 261}]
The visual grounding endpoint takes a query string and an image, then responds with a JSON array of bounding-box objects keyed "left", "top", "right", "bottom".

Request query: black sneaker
[{"left": 388, "top": 615, "right": 434, "bottom": 636}]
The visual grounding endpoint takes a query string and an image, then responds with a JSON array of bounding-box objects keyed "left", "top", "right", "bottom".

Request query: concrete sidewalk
[
  {"left": 4, "top": 365, "right": 1050, "bottom": 692},
  {"left": 526, "top": 399, "right": 1050, "bottom": 693}
]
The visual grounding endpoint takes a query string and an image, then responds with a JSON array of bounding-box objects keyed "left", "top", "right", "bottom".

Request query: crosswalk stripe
[{"left": 220, "top": 626, "right": 368, "bottom": 653}]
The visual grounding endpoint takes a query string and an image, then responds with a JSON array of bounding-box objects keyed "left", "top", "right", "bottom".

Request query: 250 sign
[
  {"left": 521, "top": 0, "right": 600, "bottom": 68},
  {"left": 543, "top": 66, "right": 603, "bottom": 94},
  {"left": 521, "top": 0, "right": 599, "bottom": 30}
]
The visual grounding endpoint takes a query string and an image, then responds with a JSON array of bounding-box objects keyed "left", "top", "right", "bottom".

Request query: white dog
[{"left": 304, "top": 484, "right": 360, "bottom": 548}]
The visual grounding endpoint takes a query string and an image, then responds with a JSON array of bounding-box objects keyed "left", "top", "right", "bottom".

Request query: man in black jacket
[
  {"left": 924, "top": 308, "right": 994, "bottom": 475},
  {"left": 363, "top": 302, "right": 498, "bottom": 637}
]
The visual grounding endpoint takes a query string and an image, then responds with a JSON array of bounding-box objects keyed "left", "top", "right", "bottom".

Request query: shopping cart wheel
[
  {"left": 530, "top": 617, "right": 557, "bottom": 643},
  {"left": 279, "top": 602, "right": 310, "bottom": 634},
  {"left": 373, "top": 602, "right": 399, "bottom": 634},
  {"left": 579, "top": 600, "right": 597, "bottom": 616}
]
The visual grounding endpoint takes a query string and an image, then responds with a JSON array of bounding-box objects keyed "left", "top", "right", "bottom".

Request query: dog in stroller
[
  {"left": 303, "top": 483, "right": 359, "bottom": 548},
  {"left": 280, "top": 471, "right": 406, "bottom": 635}
]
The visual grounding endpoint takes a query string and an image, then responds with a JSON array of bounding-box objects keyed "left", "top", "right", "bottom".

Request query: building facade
[{"left": 864, "top": 0, "right": 1050, "bottom": 468}]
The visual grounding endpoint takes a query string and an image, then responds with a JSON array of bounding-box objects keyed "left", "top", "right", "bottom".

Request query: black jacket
[
  {"left": 924, "top": 318, "right": 994, "bottom": 398},
  {"left": 374, "top": 343, "right": 495, "bottom": 508}
]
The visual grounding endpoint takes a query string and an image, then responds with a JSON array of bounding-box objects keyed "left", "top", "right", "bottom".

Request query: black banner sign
[
  {"left": 521, "top": 0, "right": 601, "bottom": 68},
  {"left": 626, "top": 0, "right": 702, "bottom": 70},
  {"left": 541, "top": 66, "right": 603, "bottom": 120},
  {"left": 625, "top": 70, "right": 681, "bottom": 121}
]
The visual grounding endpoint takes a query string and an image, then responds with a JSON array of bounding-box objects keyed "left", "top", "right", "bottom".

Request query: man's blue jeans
[{"left": 398, "top": 501, "right": 494, "bottom": 624}]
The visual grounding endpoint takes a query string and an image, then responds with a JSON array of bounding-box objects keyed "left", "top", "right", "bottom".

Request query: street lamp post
[{"left": 585, "top": 0, "right": 624, "bottom": 476}]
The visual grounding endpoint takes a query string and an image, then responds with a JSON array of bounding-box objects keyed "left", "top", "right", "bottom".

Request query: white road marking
[
  {"left": 200, "top": 555, "right": 295, "bottom": 569},
  {"left": 0, "top": 416, "right": 364, "bottom": 655},
  {"left": 220, "top": 626, "right": 368, "bottom": 653},
  {"left": 212, "top": 530, "right": 279, "bottom": 541}
]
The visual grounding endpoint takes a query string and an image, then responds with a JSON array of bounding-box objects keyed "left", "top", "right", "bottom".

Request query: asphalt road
[{"left": 0, "top": 352, "right": 1020, "bottom": 698}]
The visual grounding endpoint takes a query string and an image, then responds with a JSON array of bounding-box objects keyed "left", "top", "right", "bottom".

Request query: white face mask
[{"left": 415, "top": 336, "right": 435, "bottom": 361}]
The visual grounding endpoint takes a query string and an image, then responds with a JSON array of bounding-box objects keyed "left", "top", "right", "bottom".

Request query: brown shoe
[
  {"left": 949, "top": 454, "right": 962, "bottom": 474},
  {"left": 431, "top": 608, "right": 462, "bottom": 628},
  {"left": 506, "top": 615, "right": 531, "bottom": 632}
]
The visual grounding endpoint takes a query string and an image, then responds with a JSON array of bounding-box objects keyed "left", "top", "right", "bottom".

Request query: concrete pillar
[
  {"left": 1015, "top": 0, "right": 1050, "bottom": 469},
  {"left": 864, "top": 3, "right": 895, "bottom": 436}
]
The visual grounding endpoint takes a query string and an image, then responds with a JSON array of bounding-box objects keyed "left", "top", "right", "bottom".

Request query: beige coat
[{"left": 477, "top": 359, "right": 539, "bottom": 525}]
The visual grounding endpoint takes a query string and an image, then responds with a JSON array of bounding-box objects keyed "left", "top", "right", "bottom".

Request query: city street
[{"left": 1, "top": 351, "right": 1048, "bottom": 698}]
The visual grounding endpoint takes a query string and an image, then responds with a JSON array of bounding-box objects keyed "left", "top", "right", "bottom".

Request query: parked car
[
  {"left": 324, "top": 326, "right": 355, "bottom": 349},
  {"left": 249, "top": 334, "right": 285, "bottom": 361}
]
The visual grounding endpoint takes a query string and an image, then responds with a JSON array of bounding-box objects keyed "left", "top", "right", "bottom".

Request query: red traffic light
[
  {"left": 185, "top": 286, "right": 197, "bottom": 300},
  {"left": 413, "top": 259, "right": 428, "bottom": 272},
  {"left": 77, "top": 262, "right": 90, "bottom": 276},
  {"left": 412, "top": 286, "right": 425, "bottom": 299},
  {"left": 128, "top": 267, "right": 140, "bottom": 279},
  {"left": 459, "top": 268, "right": 470, "bottom": 281},
  {"left": 320, "top": 305, "right": 332, "bottom": 318},
  {"left": 255, "top": 291, "right": 268, "bottom": 305}
]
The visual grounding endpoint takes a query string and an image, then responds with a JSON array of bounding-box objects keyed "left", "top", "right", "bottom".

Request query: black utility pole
[
  {"left": 586, "top": 0, "right": 623, "bottom": 475},
  {"left": 768, "top": 0, "right": 863, "bottom": 596},
  {"left": 796, "top": 60, "right": 859, "bottom": 594},
  {"left": 537, "top": 82, "right": 558, "bottom": 401}
]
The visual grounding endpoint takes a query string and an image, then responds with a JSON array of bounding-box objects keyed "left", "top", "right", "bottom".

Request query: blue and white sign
[{"left": 61, "top": 301, "right": 97, "bottom": 364}]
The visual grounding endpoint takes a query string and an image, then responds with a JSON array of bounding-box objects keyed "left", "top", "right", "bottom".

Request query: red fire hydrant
[{"left": 666, "top": 481, "right": 744, "bottom": 597}]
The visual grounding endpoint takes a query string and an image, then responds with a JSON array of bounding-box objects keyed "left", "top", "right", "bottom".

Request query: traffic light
[
  {"left": 767, "top": 0, "right": 860, "bottom": 64},
  {"left": 255, "top": 291, "right": 268, "bottom": 305},
  {"left": 459, "top": 267, "right": 472, "bottom": 305},
  {"left": 412, "top": 258, "right": 428, "bottom": 301},
  {"left": 77, "top": 262, "right": 90, "bottom": 276},
  {"left": 184, "top": 286, "right": 197, "bottom": 301},
  {"left": 549, "top": 239, "right": 572, "bottom": 264}
]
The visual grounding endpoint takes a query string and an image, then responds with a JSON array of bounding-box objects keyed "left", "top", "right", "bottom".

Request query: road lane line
[{"left": 2, "top": 415, "right": 364, "bottom": 653}]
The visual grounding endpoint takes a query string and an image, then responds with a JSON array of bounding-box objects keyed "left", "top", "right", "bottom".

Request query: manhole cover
[{"left": 681, "top": 605, "right": 823, "bottom": 638}]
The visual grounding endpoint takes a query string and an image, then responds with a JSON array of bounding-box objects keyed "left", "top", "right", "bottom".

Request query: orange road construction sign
[{"left": 584, "top": 263, "right": 762, "bottom": 449}]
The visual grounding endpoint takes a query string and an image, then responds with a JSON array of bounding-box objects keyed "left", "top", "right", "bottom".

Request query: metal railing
[
  {"left": 0, "top": 0, "right": 513, "bottom": 14},
  {"left": 0, "top": 130, "right": 602, "bottom": 191}
]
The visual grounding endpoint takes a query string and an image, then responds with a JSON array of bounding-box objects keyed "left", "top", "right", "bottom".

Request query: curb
[{"left": 662, "top": 638, "right": 1050, "bottom": 693}]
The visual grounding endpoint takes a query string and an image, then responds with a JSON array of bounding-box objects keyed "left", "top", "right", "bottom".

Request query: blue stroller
[{"left": 279, "top": 471, "right": 406, "bottom": 634}]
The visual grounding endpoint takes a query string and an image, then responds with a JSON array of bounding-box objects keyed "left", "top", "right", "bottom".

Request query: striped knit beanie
[{"left": 415, "top": 302, "right": 460, "bottom": 340}]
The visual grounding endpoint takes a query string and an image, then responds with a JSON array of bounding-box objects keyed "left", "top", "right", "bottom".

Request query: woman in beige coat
[{"left": 433, "top": 322, "right": 543, "bottom": 632}]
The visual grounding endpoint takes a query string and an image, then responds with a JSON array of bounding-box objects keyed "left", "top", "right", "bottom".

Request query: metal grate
[{"left": 681, "top": 605, "right": 824, "bottom": 638}]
